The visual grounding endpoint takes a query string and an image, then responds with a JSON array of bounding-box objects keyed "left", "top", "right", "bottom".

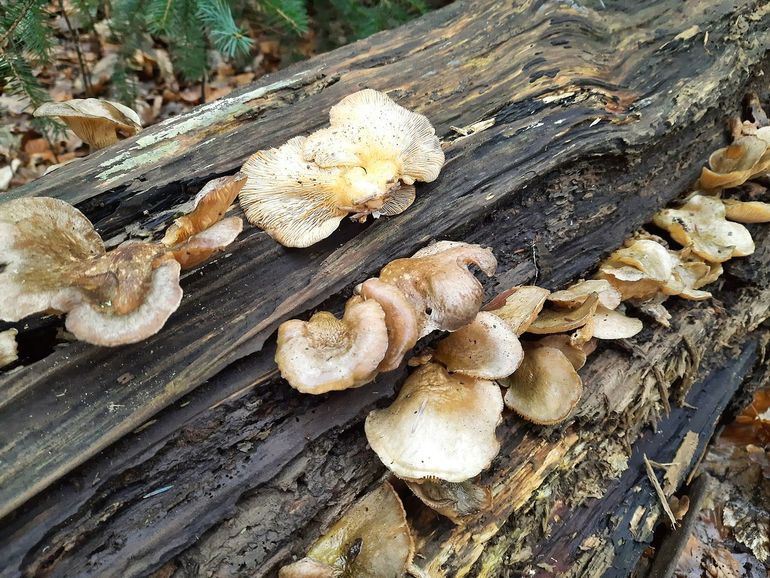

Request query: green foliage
[{"left": 1, "top": 0, "right": 431, "bottom": 109}]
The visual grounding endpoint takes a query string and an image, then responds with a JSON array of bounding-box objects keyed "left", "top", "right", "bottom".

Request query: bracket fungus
[
  {"left": 405, "top": 478, "right": 492, "bottom": 525},
  {"left": 653, "top": 195, "right": 754, "bottom": 262},
  {"left": 34, "top": 98, "right": 142, "bottom": 150},
  {"left": 275, "top": 297, "right": 389, "bottom": 394},
  {"left": 0, "top": 328, "right": 18, "bottom": 369},
  {"left": 699, "top": 127, "right": 770, "bottom": 191},
  {"left": 378, "top": 241, "right": 497, "bottom": 337},
  {"left": 530, "top": 334, "right": 595, "bottom": 371},
  {"left": 548, "top": 279, "right": 622, "bottom": 310},
  {"left": 722, "top": 199, "right": 770, "bottom": 223},
  {"left": 279, "top": 482, "right": 414, "bottom": 578},
  {"left": 598, "top": 239, "right": 676, "bottom": 300},
  {"left": 590, "top": 306, "right": 644, "bottom": 339},
  {"left": 432, "top": 311, "right": 523, "bottom": 379},
  {"left": 365, "top": 363, "right": 503, "bottom": 482},
  {"left": 500, "top": 345, "right": 583, "bottom": 425},
  {"left": 0, "top": 198, "right": 183, "bottom": 346},
  {"left": 482, "top": 285, "right": 550, "bottom": 335},
  {"left": 239, "top": 89, "right": 443, "bottom": 247},
  {"left": 526, "top": 292, "right": 600, "bottom": 335}
]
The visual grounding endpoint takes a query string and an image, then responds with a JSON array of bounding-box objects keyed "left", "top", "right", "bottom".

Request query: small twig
[
  {"left": 531, "top": 238, "right": 539, "bottom": 284},
  {"left": 59, "top": 0, "right": 92, "bottom": 96},
  {"left": 643, "top": 454, "right": 678, "bottom": 529}
]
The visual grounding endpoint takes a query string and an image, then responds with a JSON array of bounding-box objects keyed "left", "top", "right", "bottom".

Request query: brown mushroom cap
[
  {"left": 162, "top": 173, "right": 247, "bottom": 246},
  {"left": 406, "top": 478, "right": 492, "bottom": 525},
  {"left": 358, "top": 278, "right": 419, "bottom": 372},
  {"left": 239, "top": 136, "right": 350, "bottom": 248},
  {"left": 303, "top": 89, "right": 444, "bottom": 184},
  {"left": 662, "top": 250, "right": 720, "bottom": 300},
  {"left": 379, "top": 242, "right": 497, "bottom": 337},
  {"left": 526, "top": 293, "right": 600, "bottom": 335},
  {"left": 169, "top": 217, "right": 243, "bottom": 270},
  {"left": 279, "top": 482, "right": 414, "bottom": 578},
  {"left": 365, "top": 363, "right": 503, "bottom": 482},
  {"left": 530, "top": 334, "right": 594, "bottom": 370},
  {"left": 34, "top": 98, "right": 142, "bottom": 150},
  {"left": 699, "top": 134, "right": 770, "bottom": 191},
  {"left": 275, "top": 297, "right": 389, "bottom": 394},
  {"left": 433, "top": 311, "right": 523, "bottom": 379},
  {"left": 652, "top": 195, "right": 754, "bottom": 262},
  {"left": 591, "top": 306, "right": 643, "bottom": 339},
  {"left": 548, "top": 279, "right": 622, "bottom": 310},
  {"left": 598, "top": 239, "right": 676, "bottom": 300},
  {"left": 500, "top": 345, "right": 583, "bottom": 425},
  {"left": 722, "top": 199, "right": 770, "bottom": 223},
  {"left": 482, "top": 286, "right": 550, "bottom": 335},
  {"left": 0, "top": 328, "right": 18, "bottom": 369}
]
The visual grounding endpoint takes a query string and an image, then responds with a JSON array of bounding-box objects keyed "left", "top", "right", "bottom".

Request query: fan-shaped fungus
[
  {"left": 530, "top": 334, "right": 595, "bottom": 370},
  {"left": 653, "top": 195, "right": 754, "bottom": 262},
  {"left": 239, "top": 90, "right": 443, "bottom": 247},
  {"left": 526, "top": 293, "right": 599, "bottom": 335},
  {"left": 548, "top": 279, "right": 622, "bottom": 310},
  {"left": 34, "top": 98, "right": 142, "bottom": 150},
  {"left": 591, "top": 306, "right": 643, "bottom": 339},
  {"left": 275, "top": 297, "right": 389, "bottom": 394},
  {"left": 598, "top": 239, "right": 675, "bottom": 300},
  {"left": 0, "top": 198, "right": 183, "bottom": 346},
  {"left": 433, "top": 311, "right": 523, "bottom": 379},
  {"left": 699, "top": 129, "right": 770, "bottom": 191},
  {"left": 378, "top": 241, "right": 497, "bottom": 337},
  {"left": 722, "top": 199, "right": 770, "bottom": 223},
  {"left": 279, "top": 482, "right": 414, "bottom": 578},
  {"left": 500, "top": 345, "right": 583, "bottom": 425},
  {"left": 365, "top": 363, "right": 503, "bottom": 482},
  {"left": 406, "top": 479, "right": 492, "bottom": 525},
  {"left": 482, "top": 286, "right": 550, "bottom": 335}
]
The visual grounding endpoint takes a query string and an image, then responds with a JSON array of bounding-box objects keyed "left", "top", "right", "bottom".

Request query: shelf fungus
[
  {"left": 526, "top": 292, "right": 600, "bottom": 335},
  {"left": 500, "top": 345, "right": 583, "bottom": 425},
  {"left": 34, "top": 98, "right": 142, "bottom": 150},
  {"left": 378, "top": 241, "right": 497, "bottom": 337},
  {"left": 699, "top": 127, "right": 770, "bottom": 191},
  {"left": 162, "top": 174, "right": 246, "bottom": 269},
  {"left": 0, "top": 328, "right": 18, "bottom": 369},
  {"left": 279, "top": 482, "right": 415, "bottom": 578},
  {"left": 275, "top": 297, "right": 389, "bottom": 394},
  {"left": 405, "top": 478, "right": 492, "bottom": 525},
  {"left": 721, "top": 199, "right": 770, "bottom": 223},
  {"left": 357, "top": 278, "right": 419, "bottom": 372},
  {"left": 653, "top": 194, "right": 754, "bottom": 262},
  {"left": 365, "top": 363, "right": 503, "bottom": 482},
  {"left": 239, "top": 89, "right": 443, "bottom": 247},
  {"left": 482, "top": 286, "right": 550, "bottom": 335},
  {"left": 548, "top": 279, "right": 622, "bottom": 310},
  {"left": 0, "top": 198, "right": 182, "bottom": 346},
  {"left": 433, "top": 311, "right": 523, "bottom": 379},
  {"left": 598, "top": 239, "right": 676, "bottom": 300},
  {"left": 529, "top": 334, "right": 595, "bottom": 371},
  {"left": 662, "top": 250, "right": 722, "bottom": 301}
]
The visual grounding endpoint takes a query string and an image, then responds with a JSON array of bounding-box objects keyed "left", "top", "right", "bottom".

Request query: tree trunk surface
[{"left": 2, "top": 0, "right": 770, "bottom": 576}]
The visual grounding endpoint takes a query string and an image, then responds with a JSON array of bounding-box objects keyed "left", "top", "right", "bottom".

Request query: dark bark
[{"left": 2, "top": 0, "right": 770, "bottom": 576}]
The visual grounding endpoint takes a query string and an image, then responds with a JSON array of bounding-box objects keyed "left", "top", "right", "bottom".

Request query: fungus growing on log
[
  {"left": 378, "top": 241, "right": 497, "bottom": 337},
  {"left": 722, "top": 199, "right": 770, "bottom": 223},
  {"left": 275, "top": 297, "right": 389, "bottom": 394},
  {"left": 279, "top": 482, "right": 414, "bottom": 578},
  {"left": 0, "top": 198, "right": 183, "bottom": 346},
  {"left": 365, "top": 363, "right": 503, "bottom": 482},
  {"left": 405, "top": 478, "right": 492, "bottom": 525},
  {"left": 500, "top": 345, "right": 583, "bottom": 425},
  {"left": 0, "top": 328, "right": 18, "bottom": 369},
  {"left": 482, "top": 285, "right": 550, "bottom": 335},
  {"left": 548, "top": 279, "right": 622, "bottom": 310},
  {"left": 590, "top": 306, "right": 644, "bottom": 340},
  {"left": 432, "top": 311, "right": 523, "bottom": 379},
  {"left": 525, "top": 292, "right": 600, "bottom": 335},
  {"left": 699, "top": 129, "right": 770, "bottom": 191},
  {"left": 529, "top": 334, "right": 596, "bottom": 370},
  {"left": 653, "top": 194, "right": 755, "bottom": 262},
  {"left": 239, "top": 89, "right": 443, "bottom": 247},
  {"left": 33, "top": 98, "right": 142, "bottom": 150},
  {"left": 598, "top": 239, "right": 676, "bottom": 300}
]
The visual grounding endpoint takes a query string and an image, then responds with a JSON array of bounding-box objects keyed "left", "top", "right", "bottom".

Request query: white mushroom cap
[
  {"left": 433, "top": 311, "right": 524, "bottom": 379},
  {"left": 591, "top": 305, "right": 643, "bottom": 339},
  {"left": 239, "top": 136, "right": 349, "bottom": 248},
  {"left": 722, "top": 199, "right": 770, "bottom": 223},
  {"left": 548, "top": 279, "right": 622, "bottom": 310},
  {"left": 304, "top": 89, "right": 444, "bottom": 184},
  {"left": 358, "top": 278, "right": 419, "bottom": 372},
  {"left": 280, "top": 482, "right": 414, "bottom": 578},
  {"left": 653, "top": 195, "right": 754, "bottom": 262},
  {"left": 500, "top": 345, "right": 583, "bottom": 425},
  {"left": 275, "top": 297, "right": 389, "bottom": 394},
  {"left": 598, "top": 239, "right": 676, "bottom": 300},
  {"left": 482, "top": 286, "right": 550, "bottom": 335},
  {"left": 379, "top": 242, "right": 497, "bottom": 337},
  {"left": 365, "top": 363, "right": 503, "bottom": 482},
  {"left": 61, "top": 260, "right": 183, "bottom": 346},
  {"left": 0, "top": 328, "right": 19, "bottom": 369},
  {"left": 34, "top": 98, "right": 142, "bottom": 149}
]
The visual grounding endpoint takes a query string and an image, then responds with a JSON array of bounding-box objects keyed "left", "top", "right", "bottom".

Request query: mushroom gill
[
  {"left": 365, "top": 362, "right": 503, "bottom": 482},
  {"left": 275, "top": 297, "right": 389, "bottom": 394}
]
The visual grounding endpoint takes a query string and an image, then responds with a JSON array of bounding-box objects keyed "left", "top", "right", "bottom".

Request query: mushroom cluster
[
  {"left": 275, "top": 241, "right": 497, "bottom": 394},
  {"left": 238, "top": 89, "right": 444, "bottom": 247},
  {"left": 0, "top": 174, "right": 244, "bottom": 347}
]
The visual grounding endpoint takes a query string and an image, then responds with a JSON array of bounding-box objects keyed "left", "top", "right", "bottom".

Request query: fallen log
[{"left": 2, "top": 0, "right": 770, "bottom": 576}]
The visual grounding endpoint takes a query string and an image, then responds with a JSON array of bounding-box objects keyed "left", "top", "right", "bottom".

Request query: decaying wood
[{"left": 2, "top": 0, "right": 770, "bottom": 576}]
